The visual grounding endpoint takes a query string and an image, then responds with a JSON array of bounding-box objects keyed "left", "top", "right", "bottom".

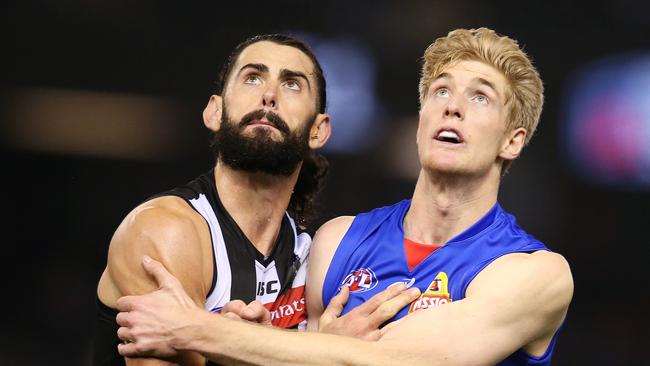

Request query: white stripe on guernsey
[
  {"left": 285, "top": 213, "right": 311, "bottom": 260},
  {"left": 285, "top": 213, "right": 311, "bottom": 289},
  {"left": 189, "top": 194, "right": 232, "bottom": 311}
]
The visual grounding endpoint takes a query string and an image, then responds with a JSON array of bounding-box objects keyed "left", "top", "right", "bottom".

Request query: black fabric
[
  {"left": 160, "top": 170, "right": 300, "bottom": 302},
  {"left": 93, "top": 169, "right": 303, "bottom": 366},
  {"left": 93, "top": 297, "right": 125, "bottom": 366}
]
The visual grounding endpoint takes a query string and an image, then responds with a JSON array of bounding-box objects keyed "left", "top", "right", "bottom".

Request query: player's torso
[
  {"left": 322, "top": 200, "right": 554, "bottom": 366},
  {"left": 162, "top": 170, "right": 311, "bottom": 330}
]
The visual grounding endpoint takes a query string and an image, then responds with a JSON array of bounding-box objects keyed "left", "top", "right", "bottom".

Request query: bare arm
[
  {"left": 305, "top": 216, "right": 354, "bottom": 331},
  {"left": 377, "top": 251, "right": 574, "bottom": 365},
  {"left": 98, "top": 196, "right": 212, "bottom": 366},
  {"left": 118, "top": 250, "right": 572, "bottom": 365}
]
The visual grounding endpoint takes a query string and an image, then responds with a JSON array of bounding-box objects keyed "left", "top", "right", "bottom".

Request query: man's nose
[{"left": 262, "top": 84, "right": 278, "bottom": 110}]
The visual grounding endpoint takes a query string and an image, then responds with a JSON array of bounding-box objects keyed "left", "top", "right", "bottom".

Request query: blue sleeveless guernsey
[{"left": 322, "top": 200, "right": 562, "bottom": 366}]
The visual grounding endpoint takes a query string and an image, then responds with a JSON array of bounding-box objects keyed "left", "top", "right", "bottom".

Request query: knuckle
[{"left": 377, "top": 304, "right": 393, "bottom": 318}]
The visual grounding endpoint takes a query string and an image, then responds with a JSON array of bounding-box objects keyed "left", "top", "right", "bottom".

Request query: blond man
[{"left": 115, "top": 28, "right": 573, "bottom": 366}]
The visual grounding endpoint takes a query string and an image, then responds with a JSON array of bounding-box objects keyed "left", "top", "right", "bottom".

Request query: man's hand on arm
[
  {"left": 98, "top": 197, "right": 212, "bottom": 366},
  {"left": 117, "top": 256, "right": 208, "bottom": 358}
]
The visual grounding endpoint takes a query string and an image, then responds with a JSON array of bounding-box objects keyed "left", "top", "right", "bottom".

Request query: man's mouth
[
  {"left": 249, "top": 118, "right": 278, "bottom": 129},
  {"left": 435, "top": 129, "right": 463, "bottom": 144}
]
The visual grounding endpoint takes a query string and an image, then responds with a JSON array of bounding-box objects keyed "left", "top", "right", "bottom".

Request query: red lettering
[{"left": 264, "top": 286, "right": 307, "bottom": 328}]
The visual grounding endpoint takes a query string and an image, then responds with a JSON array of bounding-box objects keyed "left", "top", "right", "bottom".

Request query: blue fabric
[{"left": 322, "top": 199, "right": 559, "bottom": 365}]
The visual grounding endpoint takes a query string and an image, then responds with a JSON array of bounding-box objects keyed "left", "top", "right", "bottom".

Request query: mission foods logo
[
  {"left": 340, "top": 268, "right": 378, "bottom": 293},
  {"left": 409, "top": 272, "right": 452, "bottom": 312}
]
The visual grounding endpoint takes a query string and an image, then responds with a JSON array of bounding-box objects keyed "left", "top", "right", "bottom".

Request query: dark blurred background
[{"left": 2, "top": 1, "right": 649, "bottom": 365}]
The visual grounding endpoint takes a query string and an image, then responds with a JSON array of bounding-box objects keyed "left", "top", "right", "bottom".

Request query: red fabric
[
  {"left": 404, "top": 238, "right": 441, "bottom": 272},
  {"left": 264, "top": 285, "right": 306, "bottom": 328}
]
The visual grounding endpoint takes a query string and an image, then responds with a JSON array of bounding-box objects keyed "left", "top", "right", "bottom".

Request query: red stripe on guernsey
[
  {"left": 264, "top": 285, "right": 306, "bottom": 328},
  {"left": 404, "top": 238, "right": 441, "bottom": 272}
]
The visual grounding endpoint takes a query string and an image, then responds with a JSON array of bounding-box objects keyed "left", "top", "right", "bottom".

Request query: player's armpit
[{"left": 376, "top": 251, "right": 574, "bottom": 366}]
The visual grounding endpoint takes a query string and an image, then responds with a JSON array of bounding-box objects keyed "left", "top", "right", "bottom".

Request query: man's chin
[
  {"left": 421, "top": 161, "right": 469, "bottom": 176},
  {"left": 226, "top": 163, "right": 299, "bottom": 178},
  {"left": 241, "top": 126, "right": 284, "bottom": 142}
]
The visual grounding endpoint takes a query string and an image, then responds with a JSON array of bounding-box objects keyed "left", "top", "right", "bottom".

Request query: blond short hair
[{"left": 419, "top": 28, "right": 544, "bottom": 145}]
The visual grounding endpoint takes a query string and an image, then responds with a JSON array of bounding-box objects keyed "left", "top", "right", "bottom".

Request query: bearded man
[{"left": 95, "top": 34, "right": 334, "bottom": 366}]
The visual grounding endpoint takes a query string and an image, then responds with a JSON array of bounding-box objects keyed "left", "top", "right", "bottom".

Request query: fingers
[
  {"left": 115, "top": 311, "right": 132, "bottom": 327},
  {"left": 117, "top": 326, "right": 134, "bottom": 344},
  {"left": 240, "top": 300, "right": 271, "bottom": 325},
  {"left": 367, "top": 287, "right": 420, "bottom": 327},
  {"left": 320, "top": 286, "right": 350, "bottom": 326},
  {"left": 354, "top": 283, "right": 407, "bottom": 316},
  {"left": 222, "top": 300, "right": 246, "bottom": 315},
  {"left": 116, "top": 296, "right": 136, "bottom": 312},
  {"left": 142, "top": 255, "right": 179, "bottom": 289},
  {"left": 222, "top": 312, "right": 243, "bottom": 321},
  {"left": 117, "top": 341, "right": 138, "bottom": 357}
]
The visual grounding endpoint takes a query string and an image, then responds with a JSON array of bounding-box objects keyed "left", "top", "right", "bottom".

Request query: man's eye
[
  {"left": 436, "top": 88, "right": 449, "bottom": 97},
  {"left": 284, "top": 80, "right": 300, "bottom": 91},
  {"left": 473, "top": 94, "right": 488, "bottom": 104},
  {"left": 244, "top": 75, "right": 261, "bottom": 85}
]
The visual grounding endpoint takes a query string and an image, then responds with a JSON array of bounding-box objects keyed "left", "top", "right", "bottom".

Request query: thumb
[{"left": 142, "top": 255, "right": 178, "bottom": 289}]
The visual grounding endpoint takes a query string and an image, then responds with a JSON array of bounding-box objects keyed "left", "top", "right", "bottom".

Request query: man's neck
[
  {"left": 214, "top": 161, "right": 300, "bottom": 256},
  {"left": 404, "top": 168, "right": 500, "bottom": 245}
]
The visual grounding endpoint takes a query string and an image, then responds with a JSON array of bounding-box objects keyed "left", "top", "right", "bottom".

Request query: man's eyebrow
[
  {"left": 434, "top": 73, "right": 501, "bottom": 98},
  {"left": 434, "top": 72, "right": 453, "bottom": 82},
  {"left": 474, "top": 77, "right": 500, "bottom": 97},
  {"left": 237, "top": 63, "right": 269, "bottom": 77},
  {"left": 279, "top": 69, "right": 311, "bottom": 89}
]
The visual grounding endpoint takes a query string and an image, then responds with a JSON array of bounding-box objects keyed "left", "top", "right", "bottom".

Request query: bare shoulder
[
  {"left": 305, "top": 215, "right": 356, "bottom": 320},
  {"left": 312, "top": 216, "right": 355, "bottom": 253},
  {"left": 468, "top": 250, "right": 574, "bottom": 315},
  {"left": 98, "top": 196, "right": 212, "bottom": 306},
  {"left": 109, "top": 196, "right": 206, "bottom": 260}
]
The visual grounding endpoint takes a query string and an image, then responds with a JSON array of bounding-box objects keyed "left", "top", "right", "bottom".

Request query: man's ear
[
  {"left": 499, "top": 127, "right": 527, "bottom": 162},
  {"left": 203, "top": 95, "right": 223, "bottom": 132},
  {"left": 308, "top": 113, "right": 331, "bottom": 149}
]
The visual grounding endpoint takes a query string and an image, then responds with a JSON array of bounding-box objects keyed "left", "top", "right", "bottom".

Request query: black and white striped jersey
[
  {"left": 93, "top": 170, "right": 311, "bottom": 366},
  {"left": 160, "top": 169, "right": 311, "bottom": 329}
]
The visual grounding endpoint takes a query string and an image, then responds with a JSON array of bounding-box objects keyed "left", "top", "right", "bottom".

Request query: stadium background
[{"left": 2, "top": 1, "right": 649, "bottom": 365}]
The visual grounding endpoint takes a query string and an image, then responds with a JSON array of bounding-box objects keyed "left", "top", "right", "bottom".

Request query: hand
[
  {"left": 221, "top": 299, "right": 272, "bottom": 326},
  {"left": 318, "top": 284, "right": 421, "bottom": 340},
  {"left": 115, "top": 256, "right": 205, "bottom": 358}
]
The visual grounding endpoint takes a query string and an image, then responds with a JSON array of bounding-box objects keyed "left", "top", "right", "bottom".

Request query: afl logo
[{"left": 340, "top": 268, "right": 378, "bottom": 293}]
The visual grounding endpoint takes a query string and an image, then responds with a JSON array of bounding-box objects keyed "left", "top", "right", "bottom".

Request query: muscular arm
[
  {"left": 151, "top": 251, "right": 572, "bottom": 365},
  {"left": 97, "top": 196, "right": 212, "bottom": 366}
]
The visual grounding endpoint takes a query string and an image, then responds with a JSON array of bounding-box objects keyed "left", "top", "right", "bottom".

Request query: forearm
[{"left": 179, "top": 312, "right": 395, "bottom": 366}]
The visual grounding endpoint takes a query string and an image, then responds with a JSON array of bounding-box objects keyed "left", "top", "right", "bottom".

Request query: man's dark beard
[{"left": 212, "top": 106, "right": 314, "bottom": 177}]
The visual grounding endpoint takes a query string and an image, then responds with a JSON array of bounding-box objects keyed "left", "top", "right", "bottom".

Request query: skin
[
  {"left": 98, "top": 39, "right": 416, "bottom": 365},
  {"left": 97, "top": 40, "right": 334, "bottom": 366},
  {"left": 115, "top": 59, "right": 574, "bottom": 365}
]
